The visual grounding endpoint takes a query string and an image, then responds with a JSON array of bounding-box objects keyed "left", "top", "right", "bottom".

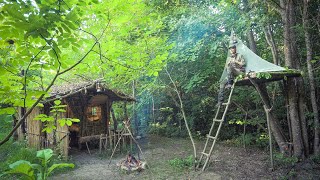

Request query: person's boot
[
  {"left": 217, "top": 91, "right": 224, "bottom": 107},
  {"left": 225, "top": 79, "right": 234, "bottom": 89},
  {"left": 216, "top": 101, "right": 222, "bottom": 107}
]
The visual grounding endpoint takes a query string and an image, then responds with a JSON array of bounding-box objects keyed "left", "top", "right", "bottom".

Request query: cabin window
[
  {"left": 87, "top": 106, "right": 101, "bottom": 121},
  {"left": 92, "top": 107, "right": 97, "bottom": 116}
]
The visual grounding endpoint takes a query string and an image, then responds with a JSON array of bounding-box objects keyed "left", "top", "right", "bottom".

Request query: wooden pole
[
  {"left": 264, "top": 105, "right": 274, "bottom": 171},
  {"left": 243, "top": 112, "right": 248, "bottom": 150}
]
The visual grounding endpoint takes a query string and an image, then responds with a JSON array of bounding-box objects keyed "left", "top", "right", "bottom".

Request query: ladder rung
[
  {"left": 213, "top": 119, "right": 223, "bottom": 122},
  {"left": 197, "top": 83, "right": 235, "bottom": 171},
  {"left": 206, "top": 135, "right": 216, "bottom": 139},
  {"left": 201, "top": 152, "right": 209, "bottom": 156}
]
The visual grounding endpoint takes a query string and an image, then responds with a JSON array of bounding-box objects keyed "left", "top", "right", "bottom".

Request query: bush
[
  {"left": 223, "top": 133, "right": 269, "bottom": 149},
  {"left": 0, "top": 114, "right": 12, "bottom": 132},
  {"left": 0, "top": 141, "right": 37, "bottom": 176},
  {"left": 274, "top": 153, "right": 298, "bottom": 166},
  {"left": 0, "top": 115, "right": 37, "bottom": 174},
  {"left": 148, "top": 122, "right": 189, "bottom": 138},
  {"left": 1, "top": 149, "right": 74, "bottom": 180},
  {"left": 169, "top": 155, "right": 194, "bottom": 169},
  {"left": 310, "top": 154, "right": 320, "bottom": 164}
]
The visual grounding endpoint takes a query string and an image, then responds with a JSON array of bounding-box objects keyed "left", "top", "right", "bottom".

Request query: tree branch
[
  {"left": 0, "top": 64, "right": 61, "bottom": 146},
  {"left": 266, "top": 0, "right": 284, "bottom": 14},
  {"left": 165, "top": 67, "right": 197, "bottom": 161},
  {"left": 58, "top": 42, "right": 98, "bottom": 75},
  {"left": 0, "top": 41, "right": 98, "bottom": 146}
]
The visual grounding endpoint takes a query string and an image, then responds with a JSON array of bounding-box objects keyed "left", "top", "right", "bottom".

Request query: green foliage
[
  {"left": 34, "top": 100, "right": 80, "bottom": 133},
  {"left": 223, "top": 132, "right": 269, "bottom": 149},
  {"left": 256, "top": 72, "right": 272, "bottom": 79},
  {"left": 148, "top": 122, "right": 185, "bottom": 137},
  {"left": 168, "top": 155, "right": 194, "bottom": 169},
  {"left": 0, "top": 0, "right": 91, "bottom": 117},
  {"left": 0, "top": 114, "right": 12, "bottom": 132},
  {"left": 0, "top": 144, "right": 37, "bottom": 176},
  {"left": 148, "top": 122, "right": 168, "bottom": 135},
  {"left": 0, "top": 0, "right": 170, "bottom": 140},
  {"left": 310, "top": 154, "right": 320, "bottom": 164},
  {"left": 274, "top": 153, "right": 299, "bottom": 166},
  {"left": 1, "top": 149, "right": 74, "bottom": 180}
]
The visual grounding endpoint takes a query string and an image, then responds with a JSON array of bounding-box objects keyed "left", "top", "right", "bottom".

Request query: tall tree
[
  {"left": 242, "top": 0, "right": 289, "bottom": 153},
  {"left": 268, "top": 0, "right": 308, "bottom": 158},
  {"left": 0, "top": 0, "right": 170, "bottom": 146},
  {"left": 302, "top": 0, "right": 320, "bottom": 154}
]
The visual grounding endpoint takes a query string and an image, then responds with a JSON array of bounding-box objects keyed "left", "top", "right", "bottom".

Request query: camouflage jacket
[{"left": 226, "top": 53, "right": 246, "bottom": 69}]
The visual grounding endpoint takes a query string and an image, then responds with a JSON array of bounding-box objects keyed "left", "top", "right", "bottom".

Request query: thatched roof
[{"left": 48, "top": 80, "right": 135, "bottom": 102}]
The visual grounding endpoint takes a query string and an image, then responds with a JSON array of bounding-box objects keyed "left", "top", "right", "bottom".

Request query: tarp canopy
[{"left": 219, "top": 34, "right": 299, "bottom": 85}]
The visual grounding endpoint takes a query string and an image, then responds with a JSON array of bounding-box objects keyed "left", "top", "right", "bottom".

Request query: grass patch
[
  {"left": 274, "top": 152, "right": 298, "bottom": 167},
  {"left": 0, "top": 115, "right": 38, "bottom": 174},
  {"left": 0, "top": 134, "right": 37, "bottom": 174},
  {"left": 169, "top": 155, "right": 194, "bottom": 169},
  {"left": 310, "top": 154, "right": 320, "bottom": 164}
]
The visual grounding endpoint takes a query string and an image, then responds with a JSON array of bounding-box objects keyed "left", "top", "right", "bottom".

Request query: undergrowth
[
  {"left": 0, "top": 115, "right": 37, "bottom": 174},
  {"left": 169, "top": 155, "right": 194, "bottom": 169}
]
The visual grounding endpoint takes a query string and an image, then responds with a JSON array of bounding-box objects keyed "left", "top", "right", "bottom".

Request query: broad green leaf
[
  {"left": 0, "top": 107, "right": 16, "bottom": 115},
  {"left": 47, "top": 163, "right": 74, "bottom": 176},
  {"left": 36, "top": 149, "right": 53, "bottom": 163},
  {"left": 66, "top": 120, "right": 72, "bottom": 126},
  {"left": 54, "top": 100, "right": 61, "bottom": 105},
  {"left": 71, "top": 118, "right": 80, "bottom": 122},
  {"left": 4, "top": 160, "right": 35, "bottom": 180},
  {"left": 58, "top": 119, "right": 66, "bottom": 126}
]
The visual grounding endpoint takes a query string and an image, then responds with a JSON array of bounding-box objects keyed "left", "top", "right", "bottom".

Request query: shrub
[
  {"left": 274, "top": 152, "right": 298, "bottom": 166},
  {"left": 310, "top": 154, "right": 320, "bottom": 164},
  {"left": 1, "top": 149, "right": 74, "bottom": 180},
  {"left": 169, "top": 155, "right": 194, "bottom": 169}
]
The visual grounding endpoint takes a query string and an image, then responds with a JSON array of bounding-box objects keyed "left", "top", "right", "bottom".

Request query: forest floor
[{"left": 52, "top": 135, "right": 320, "bottom": 180}]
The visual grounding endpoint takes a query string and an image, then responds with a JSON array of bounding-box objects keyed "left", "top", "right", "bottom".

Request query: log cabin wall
[
  {"left": 64, "top": 93, "right": 111, "bottom": 137},
  {"left": 26, "top": 107, "right": 42, "bottom": 149},
  {"left": 105, "top": 101, "right": 112, "bottom": 134},
  {"left": 65, "top": 95, "right": 86, "bottom": 137},
  {"left": 55, "top": 111, "right": 69, "bottom": 157},
  {"left": 16, "top": 81, "right": 133, "bottom": 157},
  {"left": 44, "top": 105, "right": 69, "bottom": 157},
  {"left": 82, "top": 105, "right": 104, "bottom": 136}
]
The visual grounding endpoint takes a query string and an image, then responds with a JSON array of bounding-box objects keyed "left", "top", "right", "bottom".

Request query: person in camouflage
[{"left": 217, "top": 43, "right": 246, "bottom": 106}]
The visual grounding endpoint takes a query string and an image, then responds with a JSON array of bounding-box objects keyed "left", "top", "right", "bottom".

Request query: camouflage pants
[{"left": 218, "top": 65, "right": 245, "bottom": 103}]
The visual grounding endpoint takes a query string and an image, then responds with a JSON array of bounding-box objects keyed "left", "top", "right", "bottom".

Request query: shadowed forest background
[{"left": 0, "top": 0, "right": 320, "bottom": 179}]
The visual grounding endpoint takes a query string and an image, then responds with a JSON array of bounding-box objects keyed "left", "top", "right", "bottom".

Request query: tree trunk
[
  {"left": 132, "top": 80, "right": 139, "bottom": 136},
  {"left": 246, "top": 24, "right": 288, "bottom": 153},
  {"left": 124, "top": 101, "right": 128, "bottom": 120},
  {"left": 151, "top": 96, "right": 156, "bottom": 123},
  {"left": 13, "top": 115, "right": 18, "bottom": 140},
  {"left": 111, "top": 108, "right": 118, "bottom": 131},
  {"left": 263, "top": 24, "right": 280, "bottom": 65},
  {"left": 303, "top": 0, "right": 320, "bottom": 154},
  {"left": 250, "top": 81, "right": 289, "bottom": 153},
  {"left": 279, "top": 0, "right": 306, "bottom": 159},
  {"left": 247, "top": 29, "right": 257, "bottom": 54}
]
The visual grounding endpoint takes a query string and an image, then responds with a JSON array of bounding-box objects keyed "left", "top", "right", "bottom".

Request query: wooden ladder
[{"left": 197, "top": 81, "right": 237, "bottom": 171}]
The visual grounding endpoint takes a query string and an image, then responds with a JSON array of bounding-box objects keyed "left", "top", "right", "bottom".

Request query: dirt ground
[{"left": 52, "top": 135, "right": 320, "bottom": 180}]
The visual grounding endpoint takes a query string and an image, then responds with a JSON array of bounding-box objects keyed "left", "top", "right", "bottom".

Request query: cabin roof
[{"left": 47, "top": 80, "right": 135, "bottom": 102}]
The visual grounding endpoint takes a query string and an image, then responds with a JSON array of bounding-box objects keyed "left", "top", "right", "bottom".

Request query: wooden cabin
[{"left": 17, "top": 80, "right": 134, "bottom": 157}]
